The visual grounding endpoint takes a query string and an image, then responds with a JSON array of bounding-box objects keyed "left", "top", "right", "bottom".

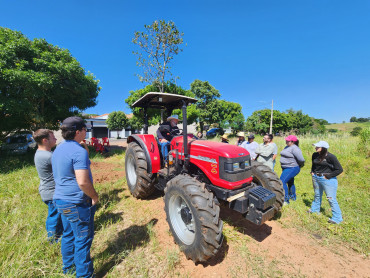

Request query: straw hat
[
  {"left": 167, "top": 115, "right": 179, "bottom": 122},
  {"left": 221, "top": 134, "right": 229, "bottom": 141},
  {"left": 237, "top": 132, "right": 245, "bottom": 137}
]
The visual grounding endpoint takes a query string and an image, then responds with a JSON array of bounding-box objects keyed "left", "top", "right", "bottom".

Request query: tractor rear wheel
[
  {"left": 125, "top": 142, "right": 156, "bottom": 199},
  {"left": 251, "top": 161, "right": 284, "bottom": 212},
  {"left": 164, "top": 175, "right": 223, "bottom": 263}
]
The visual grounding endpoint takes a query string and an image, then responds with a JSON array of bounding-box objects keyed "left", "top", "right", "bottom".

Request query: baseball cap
[
  {"left": 248, "top": 134, "right": 255, "bottom": 139},
  {"left": 285, "top": 135, "right": 298, "bottom": 142},
  {"left": 62, "top": 116, "right": 86, "bottom": 130},
  {"left": 313, "top": 141, "right": 329, "bottom": 149}
]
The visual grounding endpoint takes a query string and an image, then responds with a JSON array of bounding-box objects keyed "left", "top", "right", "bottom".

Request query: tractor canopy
[{"left": 132, "top": 92, "right": 197, "bottom": 110}]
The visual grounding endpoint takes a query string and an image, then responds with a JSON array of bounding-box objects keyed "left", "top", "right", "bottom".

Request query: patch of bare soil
[
  {"left": 93, "top": 161, "right": 369, "bottom": 277},
  {"left": 91, "top": 161, "right": 125, "bottom": 183}
]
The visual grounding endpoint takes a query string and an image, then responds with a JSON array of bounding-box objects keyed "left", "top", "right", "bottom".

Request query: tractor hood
[{"left": 172, "top": 137, "right": 250, "bottom": 159}]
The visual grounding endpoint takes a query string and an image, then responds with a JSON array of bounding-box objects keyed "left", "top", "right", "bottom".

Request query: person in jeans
[
  {"left": 33, "top": 129, "right": 63, "bottom": 243},
  {"left": 280, "top": 135, "right": 305, "bottom": 204},
  {"left": 156, "top": 115, "right": 180, "bottom": 162},
  {"left": 52, "top": 117, "right": 99, "bottom": 277},
  {"left": 309, "top": 141, "right": 343, "bottom": 224}
]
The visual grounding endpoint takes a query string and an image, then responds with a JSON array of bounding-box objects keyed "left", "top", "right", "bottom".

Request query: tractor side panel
[{"left": 127, "top": 134, "right": 161, "bottom": 173}]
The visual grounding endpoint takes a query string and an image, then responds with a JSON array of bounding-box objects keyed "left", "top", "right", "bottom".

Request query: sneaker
[
  {"left": 283, "top": 201, "right": 289, "bottom": 206},
  {"left": 328, "top": 219, "right": 339, "bottom": 224}
]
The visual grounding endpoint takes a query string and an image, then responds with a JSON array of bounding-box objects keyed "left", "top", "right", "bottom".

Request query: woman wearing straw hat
[
  {"left": 309, "top": 141, "right": 343, "bottom": 224},
  {"left": 279, "top": 135, "right": 305, "bottom": 204},
  {"left": 235, "top": 132, "right": 245, "bottom": 146}
]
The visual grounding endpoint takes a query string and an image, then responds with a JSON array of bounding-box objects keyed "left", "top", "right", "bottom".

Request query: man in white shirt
[{"left": 241, "top": 134, "right": 259, "bottom": 160}]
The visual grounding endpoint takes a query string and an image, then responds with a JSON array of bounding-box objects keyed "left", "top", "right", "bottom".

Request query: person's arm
[
  {"left": 311, "top": 153, "right": 316, "bottom": 175},
  {"left": 156, "top": 128, "right": 167, "bottom": 142},
  {"left": 292, "top": 146, "right": 305, "bottom": 167},
  {"left": 324, "top": 154, "right": 343, "bottom": 179},
  {"left": 75, "top": 169, "right": 99, "bottom": 205}
]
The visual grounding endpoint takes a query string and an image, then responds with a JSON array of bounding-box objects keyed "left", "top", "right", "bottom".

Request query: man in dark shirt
[{"left": 156, "top": 115, "right": 180, "bottom": 162}]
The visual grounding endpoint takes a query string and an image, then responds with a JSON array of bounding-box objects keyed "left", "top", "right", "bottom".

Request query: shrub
[
  {"left": 350, "top": 126, "right": 362, "bottom": 136},
  {"left": 328, "top": 129, "right": 338, "bottom": 133}
]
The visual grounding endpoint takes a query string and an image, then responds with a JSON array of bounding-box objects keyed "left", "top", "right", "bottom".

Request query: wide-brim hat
[
  {"left": 221, "top": 134, "right": 229, "bottom": 140},
  {"left": 167, "top": 115, "right": 179, "bottom": 122},
  {"left": 237, "top": 132, "right": 245, "bottom": 137},
  {"left": 313, "top": 141, "right": 329, "bottom": 149},
  {"left": 285, "top": 135, "right": 298, "bottom": 142}
]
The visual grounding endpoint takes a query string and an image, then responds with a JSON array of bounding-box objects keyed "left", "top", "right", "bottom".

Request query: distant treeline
[{"left": 350, "top": 117, "right": 369, "bottom": 123}]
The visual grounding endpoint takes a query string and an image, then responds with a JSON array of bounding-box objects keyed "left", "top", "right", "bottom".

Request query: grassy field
[
  {"left": 0, "top": 131, "right": 369, "bottom": 277},
  {"left": 325, "top": 121, "right": 370, "bottom": 132}
]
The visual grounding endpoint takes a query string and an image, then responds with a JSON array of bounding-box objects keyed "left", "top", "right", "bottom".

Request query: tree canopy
[
  {"left": 132, "top": 20, "right": 184, "bottom": 93},
  {"left": 0, "top": 28, "right": 100, "bottom": 139},
  {"left": 106, "top": 111, "right": 129, "bottom": 131},
  {"left": 245, "top": 108, "right": 324, "bottom": 135}
]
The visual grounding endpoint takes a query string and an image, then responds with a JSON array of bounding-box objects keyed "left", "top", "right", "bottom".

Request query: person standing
[
  {"left": 33, "top": 129, "right": 63, "bottom": 243},
  {"left": 309, "top": 141, "right": 343, "bottom": 224},
  {"left": 52, "top": 117, "right": 98, "bottom": 277},
  {"left": 280, "top": 135, "right": 305, "bottom": 204},
  {"left": 270, "top": 135, "right": 278, "bottom": 171},
  {"left": 255, "top": 134, "right": 274, "bottom": 170},
  {"left": 241, "top": 134, "right": 259, "bottom": 160},
  {"left": 235, "top": 132, "right": 245, "bottom": 146}
]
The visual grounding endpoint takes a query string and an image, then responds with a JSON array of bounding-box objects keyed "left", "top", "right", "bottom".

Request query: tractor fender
[{"left": 127, "top": 134, "right": 161, "bottom": 173}]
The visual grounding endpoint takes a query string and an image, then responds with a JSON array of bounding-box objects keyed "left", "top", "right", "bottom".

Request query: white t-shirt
[{"left": 241, "top": 141, "right": 259, "bottom": 160}]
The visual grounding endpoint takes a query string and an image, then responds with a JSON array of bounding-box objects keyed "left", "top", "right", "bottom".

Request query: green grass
[
  {"left": 325, "top": 121, "right": 370, "bottom": 132},
  {"left": 0, "top": 132, "right": 369, "bottom": 277}
]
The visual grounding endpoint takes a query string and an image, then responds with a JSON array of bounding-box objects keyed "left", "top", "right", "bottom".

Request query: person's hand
[
  {"left": 311, "top": 172, "right": 314, "bottom": 176},
  {"left": 92, "top": 195, "right": 99, "bottom": 206},
  {"left": 161, "top": 139, "right": 168, "bottom": 143}
]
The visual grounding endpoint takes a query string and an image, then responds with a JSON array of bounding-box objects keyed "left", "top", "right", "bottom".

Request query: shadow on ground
[
  {"left": 0, "top": 150, "right": 36, "bottom": 174},
  {"left": 220, "top": 206, "right": 272, "bottom": 242},
  {"left": 94, "top": 218, "right": 158, "bottom": 278}
]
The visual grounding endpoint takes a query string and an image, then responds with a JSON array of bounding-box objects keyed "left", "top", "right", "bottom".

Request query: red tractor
[{"left": 125, "top": 92, "right": 284, "bottom": 263}]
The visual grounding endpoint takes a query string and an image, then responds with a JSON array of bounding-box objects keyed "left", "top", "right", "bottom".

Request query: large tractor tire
[
  {"left": 125, "top": 141, "right": 156, "bottom": 199},
  {"left": 251, "top": 161, "right": 284, "bottom": 212},
  {"left": 164, "top": 175, "right": 223, "bottom": 263}
]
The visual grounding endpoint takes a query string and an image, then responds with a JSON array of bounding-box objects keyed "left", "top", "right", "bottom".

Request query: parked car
[
  {"left": 1, "top": 133, "right": 37, "bottom": 154},
  {"left": 206, "top": 128, "right": 223, "bottom": 137}
]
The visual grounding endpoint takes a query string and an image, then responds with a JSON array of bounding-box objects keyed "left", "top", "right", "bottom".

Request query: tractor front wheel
[
  {"left": 251, "top": 161, "right": 284, "bottom": 212},
  {"left": 125, "top": 142, "right": 156, "bottom": 199},
  {"left": 164, "top": 175, "right": 223, "bottom": 263}
]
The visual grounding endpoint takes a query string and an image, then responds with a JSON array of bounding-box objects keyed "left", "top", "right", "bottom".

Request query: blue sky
[{"left": 1, "top": 0, "right": 369, "bottom": 123}]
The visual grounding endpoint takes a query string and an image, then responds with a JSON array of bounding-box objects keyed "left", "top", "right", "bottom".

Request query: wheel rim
[
  {"left": 168, "top": 193, "right": 196, "bottom": 245},
  {"left": 126, "top": 153, "right": 137, "bottom": 188}
]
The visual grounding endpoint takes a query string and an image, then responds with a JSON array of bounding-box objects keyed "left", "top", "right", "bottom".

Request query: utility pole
[{"left": 269, "top": 99, "right": 273, "bottom": 134}]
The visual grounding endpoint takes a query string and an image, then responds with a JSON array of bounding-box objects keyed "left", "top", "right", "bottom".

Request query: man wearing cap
[
  {"left": 156, "top": 115, "right": 180, "bottom": 162},
  {"left": 52, "top": 116, "right": 98, "bottom": 277},
  {"left": 241, "top": 134, "right": 259, "bottom": 160},
  {"left": 309, "top": 141, "right": 343, "bottom": 224}
]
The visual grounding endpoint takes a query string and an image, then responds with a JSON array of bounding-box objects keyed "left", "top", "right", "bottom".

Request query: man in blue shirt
[{"left": 52, "top": 116, "right": 98, "bottom": 278}]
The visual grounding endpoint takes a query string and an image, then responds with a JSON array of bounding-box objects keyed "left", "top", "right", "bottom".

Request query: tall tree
[
  {"left": 106, "top": 111, "right": 129, "bottom": 138},
  {"left": 190, "top": 80, "right": 221, "bottom": 132},
  {"left": 0, "top": 28, "right": 100, "bottom": 139},
  {"left": 132, "top": 20, "right": 184, "bottom": 93}
]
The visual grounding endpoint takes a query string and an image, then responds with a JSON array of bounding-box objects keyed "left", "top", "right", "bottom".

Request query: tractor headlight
[{"left": 225, "top": 161, "right": 247, "bottom": 172}]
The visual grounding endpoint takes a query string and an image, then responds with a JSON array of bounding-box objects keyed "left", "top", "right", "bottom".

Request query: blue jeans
[
  {"left": 272, "top": 160, "right": 276, "bottom": 172},
  {"left": 310, "top": 175, "right": 343, "bottom": 223},
  {"left": 55, "top": 199, "right": 96, "bottom": 278},
  {"left": 160, "top": 141, "right": 171, "bottom": 162},
  {"left": 44, "top": 200, "right": 63, "bottom": 243},
  {"left": 280, "top": 166, "right": 300, "bottom": 203}
]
